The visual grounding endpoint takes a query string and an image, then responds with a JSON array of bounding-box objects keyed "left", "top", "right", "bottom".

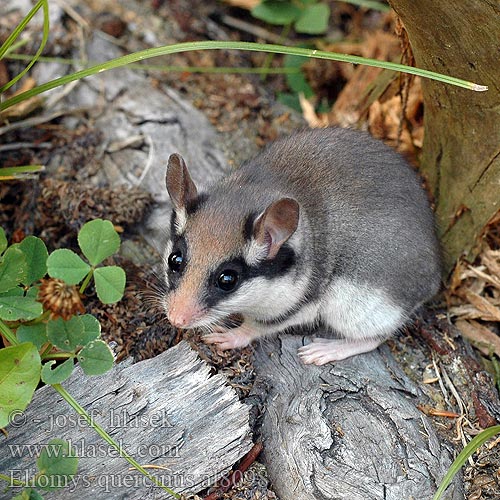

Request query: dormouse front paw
[{"left": 203, "top": 324, "right": 257, "bottom": 351}]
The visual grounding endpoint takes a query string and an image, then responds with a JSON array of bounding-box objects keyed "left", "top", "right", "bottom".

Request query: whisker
[{"left": 132, "top": 266, "right": 170, "bottom": 319}]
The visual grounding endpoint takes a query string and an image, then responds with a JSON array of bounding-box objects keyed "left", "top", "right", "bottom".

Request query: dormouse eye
[
  {"left": 217, "top": 270, "right": 239, "bottom": 292},
  {"left": 168, "top": 251, "right": 184, "bottom": 273}
]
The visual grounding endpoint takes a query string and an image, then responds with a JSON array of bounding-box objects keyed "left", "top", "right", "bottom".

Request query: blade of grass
[
  {"left": 5, "top": 53, "right": 301, "bottom": 75},
  {"left": 0, "top": 40, "right": 487, "bottom": 112},
  {"left": 52, "top": 383, "right": 181, "bottom": 499},
  {"left": 0, "top": 165, "right": 45, "bottom": 179},
  {"left": 0, "top": 318, "right": 19, "bottom": 346},
  {"left": 260, "top": 23, "right": 292, "bottom": 82},
  {"left": 3, "top": 38, "right": 31, "bottom": 56},
  {"left": 433, "top": 425, "right": 500, "bottom": 500},
  {"left": 0, "top": 472, "right": 26, "bottom": 487},
  {"left": 0, "top": 0, "right": 46, "bottom": 59},
  {"left": 0, "top": 0, "right": 50, "bottom": 94}
]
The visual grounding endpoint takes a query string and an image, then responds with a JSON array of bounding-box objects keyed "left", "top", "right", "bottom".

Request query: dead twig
[
  {"left": 203, "top": 442, "right": 263, "bottom": 500},
  {"left": 221, "top": 15, "right": 286, "bottom": 44},
  {"left": 0, "top": 108, "right": 89, "bottom": 137}
]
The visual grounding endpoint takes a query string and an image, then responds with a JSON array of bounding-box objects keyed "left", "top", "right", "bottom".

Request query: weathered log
[
  {"left": 1, "top": 342, "right": 252, "bottom": 499},
  {"left": 253, "top": 336, "right": 464, "bottom": 500}
]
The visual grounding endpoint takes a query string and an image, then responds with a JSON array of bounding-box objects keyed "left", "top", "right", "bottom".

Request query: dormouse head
[{"left": 163, "top": 153, "right": 300, "bottom": 330}]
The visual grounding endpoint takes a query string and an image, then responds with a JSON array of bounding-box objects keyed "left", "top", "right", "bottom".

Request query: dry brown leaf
[
  {"left": 0, "top": 95, "right": 44, "bottom": 121},
  {"left": 327, "top": 31, "right": 402, "bottom": 128},
  {"left": 455, "top": 320, "right": 500, "bottom": 357},
  {"left": 12, "top": 76, "right": 36, "bottom": 92},
  {"left": 448, "top": 259, "right": 468, "bottom": 295},
  {"left": 299, "top": 93, "right": 328, "bottom": 128},
  {"left": 467, "top": 266, "right": 500, "bottom": 290},
  {"left": 449, "top": 271, "right": 485, "bottom": 298},
  {"left": 325, "top": 29, "right": 423, "bottom": 160},
  {"left": 0, "top": 77, "right": 43, "bottom": 121},
  {"left": 448, "top": 205, "right": 500, "bottom": 358},
  {"left": 449, "top": 304, "right": 494, "bottom": 321},
  {"left": 482, "top": 250, "right": 500, "bottom": 282},
  {"left": 465, "top": 291, "right": 500, "bottom": 322},
  {"left": 0, "top": 60, "right": 9, "bottom": 88},
  {"left": 368, "top": 78, "right": 423, "bottom": 156},
  {"left": 361, "top": 30, "right": 402, "bottom": 60}
]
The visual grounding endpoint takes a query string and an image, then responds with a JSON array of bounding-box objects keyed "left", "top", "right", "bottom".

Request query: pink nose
[
  {"left": 168, "top": 309, "right": 193, "bottom": 328},
  {"left": 167, "top": 297, "right": 203, "bottom": 328}
]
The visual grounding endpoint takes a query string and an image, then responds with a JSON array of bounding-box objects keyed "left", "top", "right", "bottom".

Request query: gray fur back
[{"left": 229, "top": 128, "right": 441, "bottom": 310}]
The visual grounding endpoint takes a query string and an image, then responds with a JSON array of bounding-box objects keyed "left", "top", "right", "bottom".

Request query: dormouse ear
[
  {"left": 166, "top": 154, "right": 198, "bottom": 209},
  {"left": 253, "top": 198, "right": 299, "bottom": 260}
]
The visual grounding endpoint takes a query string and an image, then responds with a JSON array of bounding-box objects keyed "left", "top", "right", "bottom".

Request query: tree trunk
[{"left": 388, "top": 0, "right": 500, "bottom": 274}]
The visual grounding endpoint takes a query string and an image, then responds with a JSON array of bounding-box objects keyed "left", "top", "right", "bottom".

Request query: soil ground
[{"left": 1, "top": 1, "right": 500, "bottom": 498}]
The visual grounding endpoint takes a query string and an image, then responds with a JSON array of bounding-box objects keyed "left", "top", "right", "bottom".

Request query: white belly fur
[{"left": 319, "top": 277, "right": 405, "bottom": 340}]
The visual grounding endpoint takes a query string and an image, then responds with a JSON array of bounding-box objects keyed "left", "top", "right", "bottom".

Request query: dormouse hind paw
[{"left": 298, "top": 337, "right": 382, "bottom": 365}]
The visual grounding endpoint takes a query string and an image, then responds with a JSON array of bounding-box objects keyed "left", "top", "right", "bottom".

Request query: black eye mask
[{"left": 204, "top": 245, "right": 297, "bottom": 308}]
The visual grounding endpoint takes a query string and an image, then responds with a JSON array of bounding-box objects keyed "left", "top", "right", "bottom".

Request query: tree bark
[{"left": 388, "top": 0, "right": 500, "bottom": 274}]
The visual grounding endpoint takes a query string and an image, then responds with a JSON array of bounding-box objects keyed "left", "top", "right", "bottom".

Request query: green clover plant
[
  {"left": 0, "top": 220, "right": 128, "bottom": 499},
  {"left": 6, "top": 438, "right": 78, "bottom": 499},
  {"left": 0, "top": 219, "right": 123, "bottom": 417},
  {"left": 251, "top": 0, "right": 331, "bottom": 35},
  {"left": 250, "top": 0, "right": 390, "bottom": 35},
  {"left": 0, "top": 219, "right": 123, "bottom": 406},
  {"left": 10, "top": 439, "right": 78, "bottom": 498}
]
